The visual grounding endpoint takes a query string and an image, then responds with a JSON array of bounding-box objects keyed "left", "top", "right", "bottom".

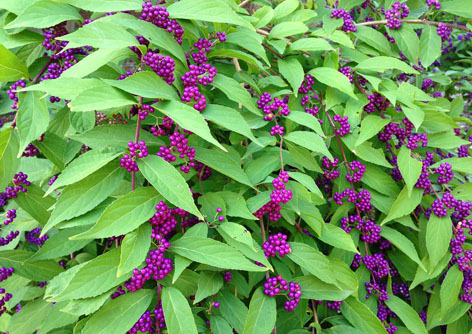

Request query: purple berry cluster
[
  {"left": 22, "top": 143, "right": 39, "bottom": 157},
  {"left": 427, "top": 0, "right": 441, "bottom": 9},
  {"left": 338, "top": 67, "right": 353, "bottom": 83},
  {"left": 341, "top": 214, "right": 381, "bottom": 244},
  {"left": 120, "top": 141, "right": 149, "bottom": 173},
  {"left": 364, "top": 92, "right": 389, "bottom": 114},
  {"left": 143, "top": 50, "right": 176, "bottom": 85},
  {"left": 7, "top": 79, "right": 26, "bottom": 110},
  {"left": 334, "top": 188, "right": 372, "bottom": 212},
  {"left": 0, "top": 288, "right": 12, "bottom": 316},
  {"left": 254, "top": 172, "right": 293, "bottom": 222},
  {"left": 346, "top": 161, "right": 366, "bottom": 183},
  {"left": 262, "top": 233, "right": 291, "bottom": 258},
  {"left": 263, "top": 276, "right": 301, "bottom": 311},
  {"left": 257, "top": 92, "right": 291, "bottom": 137},
  {"left": 127, "top": 302, "right": 165, "bottom": 333},
  {"left": 125, "top": 235, "right": 172, "bottom": 292},
  {"left": 223, "top": 271, "right": 232, "bottom": 283},
  {"left": 157, "top": 131, "right": 196, "bottom": 173},
  {"left": 148, "top": 201, "right": 187, "bottom": 238},
  {"left": 332, "top": 114, "right": 350, "bottom": 137},
  {"left": 140, "top": 2, "right": 184, "bottom": 44},
  {"left": 330, "top": 9, "right": 357, "bottom": 33},
  {"left": 383, "top": 2, "right": 409, "bottom": 30},
  {"left": 25, "top": 228, "right": 48, "bottom": 247},
  {"left": 0, "top": 209, "right": 19, "bottom": 247},
  {"left": 434, "top": 162, "right": 453, "bottom": 184},
  {"left": 437, "top": 23, "right": 452, "bottom": 43}
]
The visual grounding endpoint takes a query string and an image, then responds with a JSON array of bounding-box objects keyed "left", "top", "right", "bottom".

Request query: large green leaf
[
  {"left": 14, "top": 183, "right": 55, "bottom": 226},
  {"left": 153, "top": 101, "right": 225, "bottom": 151},
  {"left": 19, "top": 78, "right": 103, "bottom": 100},
  {"left": 308, "top": 67, "right": 356, "bottom": 99},
  {"left": 65, "top": 0, "right": 142, "bottom": 11},
  {"left": 419, "top": 25, "right": 442, "bottom": 68},
  {"left": 61, "top": 291, "right": 111, "bottom": 317},
  {"left": 118, "top": 223, "right": 152, "bottom": 277},
  {"left": 269, "top": 22, "right": 308, "bottom": 39},
  {"left": 287, "top": 110, "right": 325, "bottom": 137},
  {"left": 278, "top": 57, "right": 304, "bottom": 96},
  {"left": 218, "top": 291, "right": 248, "bottom": 333},
  {"left": 355, "top": 56, "right": 418, "bottom": 74},
  {"left": 43, "top": 162, "right": 125, "bottom": 234},
  {"left": 294, "top": 275, "right": 355, "bottom": 301},
  {"left": 288, "top": 38, "right": 333, "bottom": 52},
  {"left": 35, "top": 132, "right": 82, "bottom": 170},
  {"left": 47, "top": 248, "right": 131, "bottom": 301},
  {"left": 211, "top": 74, "right": 260, "bottom": 115},
  {"left": 284, "top": 131, "right": 333, "bottom": 160},
  {"left": 0, "top": 44, "right": 29, "bottom": 82},
  {"left": 440, "top": 264, "right": 462, "bottom": 316},
  {"left": 68, "top": 84, "right": 137, "bottom": 112},
  {"left": 71, "top": 187, "right": 160, "bottom": 239},
  {"left": 194, "top": 271, "right": 224, "bottom": 303},
  {"left": 441, "top": 0, "right": 472, "bottom": 18},
  {"left": 381, "top": 187, "right": 423, "bottom": 225},
  {"left": 385, "top": 295, "right": 427, "bottom": 334},
  {"left": 380, "top": 226, "right": 424, "bottom": 270},
  {"left": 273, "top": 0, "right": 299, "bottom": 20},
  {"left": 170, "top": 236, "right": 268, "bottom": 271},
  {"left": 16, "top": 91, "right": 49, "bottom": 157},
  {"left": 355, "top": 115, "right": 390, "bottom": 146},
  {"left": 288, "top": 242, "right": 336, "bottom": 284},
  {"left": 167, "top": 0, "right": 252, "bottom": 28},
  {"left": 0, "top": 250, "right": 63, "bottom": 281},
  {"left": 389, "top": 25, "right": 419, "bottom": 63},
  {"left": 5, "top": 0, "right": 82, "bottom": 29},
  {"left": 426, "top": 215, "right": 452, "bottom": 269},
  {"left": 162, "top": 287, "right": 198, "bottom": 334},
  {"left": 341, "top": 297, "right": 388, "bottom": 334},
  {"left": 397, "top": 146, "right": 422, "bottom": 196},
  {"left": 226, "top": 28, "right": 269, "bottom": 65},
  {"left": 138, "top": 155, "right": 202, "bottom": 219},
  {"left": 243, "top": 288, "right": 276, "bottom": 334},
  {"left": 81, "top": 289, "right": 153, "bottom": 334},
  {"left": 195, "top": 147, "right": 254, "bottom": 188},
  {"left": 319, "top": 224, "right": 358, "bottom": 253},
  {"left": 354, "top": 26, "right": 394, "bottom": 55},
  {"left": 45, "top": 149, "right": 122, "bottom": 196}
]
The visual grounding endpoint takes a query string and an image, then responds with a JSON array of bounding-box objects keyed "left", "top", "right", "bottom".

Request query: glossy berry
[{"left": 263, "top": 233, "right": 291, "bottom": 258}]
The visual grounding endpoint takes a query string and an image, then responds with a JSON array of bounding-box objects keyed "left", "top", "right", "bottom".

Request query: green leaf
[
  {"left": 289, "top": 172, "right": 324, "bottom": 199},
  {"left": 70, "top": 124, "right": 161, "bottom": 150},
  {"left": 419, "top": 25, "right": 442, "bottom": 68},
  {"left": 389, "top": 25, "right": 419, "bottom": 63},
  {"left": 70, "top": 111, "right": 95, "bottom": 133},
  {"left": 341, "top": 297, "right": 388, "bottom": 334},
  {"left": 19, "top": 78, "right": 103, "bottom": 100},
  {"left": 106, "top": 13, "right": 187, "bottom": 65},
  {"left": 170, "top": 236, "right": 268, "bottom": 272},
  {"left": 194, "top": 271, "right": 223, "bottom": 303},
  {"left": 269, "top": 22, "right": 308, "bottom": 39},
  {"left": 153, "top": 101, "right": 225, "bottom": 151},
  {"left": 309, "top": 67, "right": 356, "bottom": 99},
  {"left": 286, "top": 142, "right": 322, "bottom": 172},
  {"left": 61, "top": 48, "right": 133, "bottom": 79},
  {"left": 402, "top": 106, "right": 424, "bottom": 131},
  {"left": 195, "top": 147, "right": 254, "bottom": 188},
  {"left": 203, "top": 104, "right": 260, "bottom": 145},
  {"left": 5, "top": 0, "right": 82, "bottom": 29},
  {"left": 218, "top": 290, "right": 248, "bottom": 333},
  {"left": 14, "top": 183, "right": 55, "bottom": 226},
  {"left": 427, "top": 131, "right": 470, "bottom": 150},
  {"left": 211, "top": 74, "right": 260, "bottom": 115},
  {"left": 226, "top": 28, "right": 269, "bottom": 66},
  {"left": 397, "top": 147, "right": 422, "bottom": 196},
  {"left": 48, "top": 248, "right": 130, "bottom": 301},
  {"left": 344, "top": 136, "right": 392, "bottom": 168},
  {"left": 355, "top": 115, "right": 390, "bottom": 146},
  {"left": 35, "top": 132, "right": 82, "bottom": 170},
  {"left": 293, "top": 275, "right": 354, "bottom": 300},
  {"left": 30, "top": 226, "right": 91, "bottom": 261},
  {"left": 380, "top": 226, "right": 425, "bottom": 270},
  {"left": 288, "top": 242, "right": 336, "bottom": 284},
  {"left": 354, "top": 26, "right": 394, "bottom": 55},
  {"left": 138, "top": 155, "right": 203, "bottom": 219},
  {"left": 0, "top": 44, "right": 29, "bottom": 82},
  {"left": 426, "top": 215, "right": 452, "bottom": 269},
  {"left": 243, "top": 288, "right": 276, "bottom": 334},
  {"left": 210, "top": 315, "right": 233, "bottom": 334},
  {"left": 288, "top": 38, "right": 333, "bottom": 53},
  {"left": 220, "top": 192, "right": 257, "bottom": 220},
  {"left": 65, "top": 0, "right": 142, "bottom": 11},
  {"left": 16, "top": 91, "right": 49, "bottom": 157},
  {"left": 278, "top": 57, "right": 304, "bottom": 96},
  {"left": 431, "top": 157, "right": 472, "bottom": 174},
  {"left": 319, "top": 224, "right": 358, "bottom": 253},
  {"left": 81, "top": 289, "right": 153, "bottom": 334},
  {"left": 440, "top": 265, "right": 462, "bottom": 316},
  {"left": 45, "top": 149, "right": 122, "bottom": 196},
  {"left": 61, "top": 291, "right": 111, "bottom": 316},
  {"left": 58, "top": 21, "right": 139, "bottom": 49},
  {"left": 385, "top": 295, "right": 427, "bottom": 334},
  {"left": 69, "top": 84, "right": 137, "bottom": 112},
  {"left": 118, "top": 223, "right": 151, "bottom": 277},
  {"left": 167, "top": 0, "right": 252, "bottom": 29},
  {"left": 381, "top": 187, "right": 423, "bottom": 225},
  {"left": 273, "top": 0, "right": 299, "bottom": 20},
  {"left": 285, "top": 131, "right": 333, "bottom": 160},
  {"left": 0, "top": 250, "right": 63, "bottom": 281},
  {"left": 43, "top": 162, "right": 125, "bottom": 234},
  {"left": 219, "top": 222, "right": 255, "bottom": 250},
  {"left": 104, "top": 71, "right": 179, "bottom": 100},
  {"left": 162, "top": 286, "right": 198, "bottom": 334},
  {"left": 355, "top": 56, "right": 418, "bottom": 74},
  {"left": 441, "top": 0, "right": 472, "bottom": 18},
  {"left": 71, "top": 187, "right": 160, "bottom": 239}
]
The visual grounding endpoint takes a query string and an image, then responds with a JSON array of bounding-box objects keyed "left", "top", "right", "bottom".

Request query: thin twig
[
  {"left": 131, "top": 61, "right": 145, "bottom": 190},
  {"left": 356, "top": 19, "right": 471, "bottom": 32},
  {"left": 239, "top": 0, "right": 251, "bottom": 8},
  {"left": 262, "top": 43, "right": 284, "bottom": 60}
]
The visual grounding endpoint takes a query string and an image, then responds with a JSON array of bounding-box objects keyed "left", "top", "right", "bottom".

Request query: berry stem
[
  {"left": 131, "top": 62, "right": 145, "bottom": 190},
  {"left": 32, "top": 58, "right": 53, "bottom": 84}
]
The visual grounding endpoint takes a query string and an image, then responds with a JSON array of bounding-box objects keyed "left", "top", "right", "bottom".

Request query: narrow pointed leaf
[{"left": 162, "top": 286, "right": 198, "bottom": 334}]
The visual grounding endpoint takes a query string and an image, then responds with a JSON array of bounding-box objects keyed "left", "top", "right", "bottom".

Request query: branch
[
  {"left": 239, "top": 0, "right": 251, "bottom": 7},
  {"left": 356, "top": 19, "right": 471, "bottom": 32}
]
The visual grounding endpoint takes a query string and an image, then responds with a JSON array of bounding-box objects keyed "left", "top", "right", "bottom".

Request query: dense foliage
[{"left": 0, "top": 0, "right": 472, "bottom": 333}]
